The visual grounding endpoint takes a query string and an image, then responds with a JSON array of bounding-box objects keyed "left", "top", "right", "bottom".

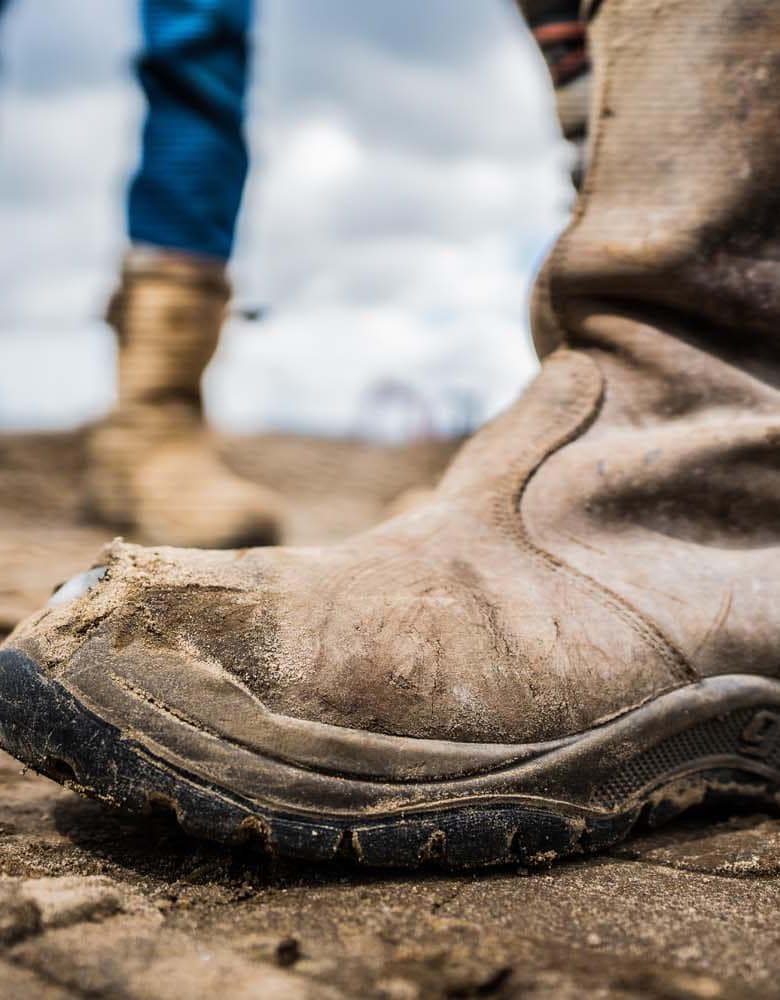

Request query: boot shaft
[
  {"left": 536, "top": 0, "right": 780, "bottom": 369},
  {"left": 109, "top": 249, "right": 230, "bottom": 413},
  {"left": 514, "top": 0, "right": 780, "bottom": 686}
]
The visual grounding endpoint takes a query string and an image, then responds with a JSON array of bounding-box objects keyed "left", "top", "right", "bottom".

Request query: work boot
[
  {"left": 516, "top": 0, "right": 591, "bottom": 185},
  {"left": 85, "top": 250, "right": 283, "bottom": 548},
  {"left": 2, "top": 0, "right": 780, "bottom": 868}
]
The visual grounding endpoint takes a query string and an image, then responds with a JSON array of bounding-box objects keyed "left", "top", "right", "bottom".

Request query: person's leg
[
  {"left": 87, "top": 0, "right": 284, "bottom": 549},
  {"left": 5, "top": 0, "right": 780, "bottom": 867},
  {"left": 128, "top": 0, "right": 251, "bottom": 260},
  {"left": 516, "top": 0, "right": 590, "bottom": 185}
]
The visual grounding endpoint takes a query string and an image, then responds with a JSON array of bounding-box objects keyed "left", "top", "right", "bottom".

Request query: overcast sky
[{"left": 0, "top": 0, "right": 571, "bottom": 438}]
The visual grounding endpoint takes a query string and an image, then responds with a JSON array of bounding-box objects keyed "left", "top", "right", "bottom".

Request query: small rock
[{"left": 276, "top": 936, "right": 300, "bottom": 967}]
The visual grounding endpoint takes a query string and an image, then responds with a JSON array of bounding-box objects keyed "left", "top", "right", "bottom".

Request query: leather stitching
[{"left": 492, "top": 351, "right": 698, "bottom": 685}]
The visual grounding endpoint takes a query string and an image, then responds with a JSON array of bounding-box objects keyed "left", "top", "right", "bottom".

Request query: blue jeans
[{"left": 128, "top": 0, "right": 253, "bottom": 261}]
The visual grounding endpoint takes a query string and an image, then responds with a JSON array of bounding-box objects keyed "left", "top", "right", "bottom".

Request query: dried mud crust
[
  {"left": 2, "top": 649, "right": 779, "bottom": 870},
  {"left": 0, "top": 429, "right": 458, "bottom": 631}
]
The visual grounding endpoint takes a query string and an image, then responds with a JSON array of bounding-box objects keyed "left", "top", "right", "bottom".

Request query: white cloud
[{"left": 0, "top": 0, "right": 572, "bottom": 438}]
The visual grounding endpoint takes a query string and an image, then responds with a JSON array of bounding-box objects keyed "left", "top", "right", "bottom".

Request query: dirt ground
[{"left": 1, "top": 430, "right": 779, "bottom": 999}]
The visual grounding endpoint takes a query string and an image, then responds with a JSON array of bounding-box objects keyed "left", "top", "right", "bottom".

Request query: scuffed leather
[
  {"left": 526, "top": 0, "right": 780, "bottom": 679},
  {"left": 13, "top": 351, "right": 690, "bottom": 745},
  {"left": 8, "top": 0, "right": 779, "bottom": 750}
]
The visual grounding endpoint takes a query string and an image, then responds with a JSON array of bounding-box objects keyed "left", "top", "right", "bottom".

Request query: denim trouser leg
[{"left": 128, "top": 0, "right": 253, "bottom": 261}]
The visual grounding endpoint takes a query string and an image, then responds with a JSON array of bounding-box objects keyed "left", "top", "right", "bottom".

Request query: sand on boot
[{"left": 0, "top": 430, "right": 778, "bottom": 998}]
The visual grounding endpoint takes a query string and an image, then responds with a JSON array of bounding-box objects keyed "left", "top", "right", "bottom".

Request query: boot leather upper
[
  {"left": 9, "top": 0, "right": 780, "bottom": 749},
  {"left": 15, "top": 329, "right": 779, "bottom": 748}
]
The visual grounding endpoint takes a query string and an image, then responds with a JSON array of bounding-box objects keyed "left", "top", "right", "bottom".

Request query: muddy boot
[
  {"left": 85, "top": 250, "right": 283, "bottom": 548},
  {"left": 517, "top": 0, "right": 591, "bottom": 185},
  {"left": 3, "top": 0, "right": 780, "bottom": 868}
]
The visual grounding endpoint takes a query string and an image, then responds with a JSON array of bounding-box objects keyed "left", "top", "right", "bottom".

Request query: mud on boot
[{"left": 3, "top": 0, "right": 780, "bottom": 867}]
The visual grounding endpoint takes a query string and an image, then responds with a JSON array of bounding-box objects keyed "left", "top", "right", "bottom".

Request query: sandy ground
[{"left": 0, "top": 430, "right": 779, "bottom": 999}]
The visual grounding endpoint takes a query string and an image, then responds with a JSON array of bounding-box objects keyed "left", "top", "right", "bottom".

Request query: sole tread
[{"left": 2, "top": 650, "right": 780, "bottom": 869}]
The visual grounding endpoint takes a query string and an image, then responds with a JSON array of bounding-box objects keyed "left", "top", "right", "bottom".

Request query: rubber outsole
[{"left": 1, "top": 647, "right": 780, "bottom": 869}]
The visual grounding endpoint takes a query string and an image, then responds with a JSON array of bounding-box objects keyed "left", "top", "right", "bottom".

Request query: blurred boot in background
[
  {"left": 86, "top": 250, "right": 283, "bottom": 548},
  {"left": 516, "top": 0, "right": 590, "bottom": 186},
  {"left": 86, "top": 0, "right": 284, "bottom": 547}
]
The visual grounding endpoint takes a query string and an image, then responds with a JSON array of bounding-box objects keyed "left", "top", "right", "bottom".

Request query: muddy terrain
[{"left": 0, "top": 431, "right": 778, "bottom": 999}]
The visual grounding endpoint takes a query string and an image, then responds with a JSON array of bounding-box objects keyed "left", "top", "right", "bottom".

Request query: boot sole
[{"left": 1, "top": 647, "right": 779, "bottom": 868}]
